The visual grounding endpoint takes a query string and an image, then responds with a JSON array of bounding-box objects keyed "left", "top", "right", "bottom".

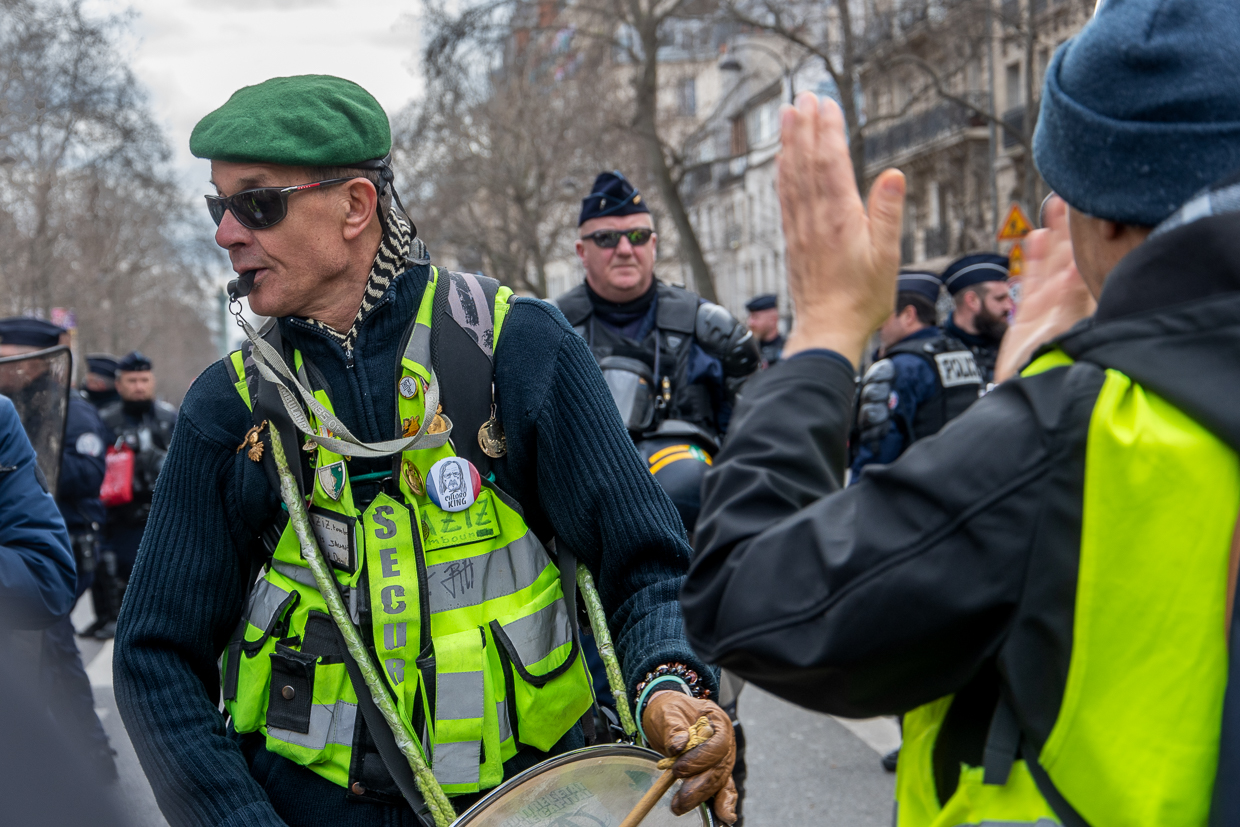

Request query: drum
[{"left": 452, "top": 744, "right": 714, "bottom": 826}]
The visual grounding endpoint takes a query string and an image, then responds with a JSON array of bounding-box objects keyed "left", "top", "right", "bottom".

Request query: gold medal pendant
[
  {"left": 427, "top": 404, "right": 450, "bottom": 435},
  {"left": 478, "top": 416, "right": 506, "bottom": 458},
  {"left": 402, "top": 460, "right": 425, "bottom": 496}
]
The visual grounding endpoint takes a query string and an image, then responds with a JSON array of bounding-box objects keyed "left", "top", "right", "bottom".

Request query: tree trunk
[
  {"left": 633, "top": 20, "right": 718, "bottom": 303},
  {"left": 834, "top": 0, "right": 867, "bottom": 196}
]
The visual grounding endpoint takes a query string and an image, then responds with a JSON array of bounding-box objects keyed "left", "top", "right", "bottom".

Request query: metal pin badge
[
  {"left": 399, "top": 376, "right": 418, "bottom": 399},
  {"left": 402, "top": 460, "right": 425, "bottom": 496}
]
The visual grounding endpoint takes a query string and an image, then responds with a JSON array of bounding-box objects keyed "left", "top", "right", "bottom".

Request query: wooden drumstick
[
  {"left": 618, "top": 716, "right": 715, "bottom": 827},
  {"left": 618, "top": 769, "right": 677, "bottom": 827}
]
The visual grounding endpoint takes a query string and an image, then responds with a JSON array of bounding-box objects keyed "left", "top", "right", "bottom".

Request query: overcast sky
[{"left": 84, "top": 0, "right": 426, "bottom": 193}]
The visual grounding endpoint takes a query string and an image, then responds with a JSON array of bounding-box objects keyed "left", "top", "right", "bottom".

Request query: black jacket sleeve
[
  {"left": 682, "top": 354, "right": 1061, "bottom": 717},
  {"left": 58, "top": 397, "right": 107, "bottom": 506}
]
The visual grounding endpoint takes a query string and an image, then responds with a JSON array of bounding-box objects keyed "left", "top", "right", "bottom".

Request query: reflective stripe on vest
[
  {"left": 222, "top": 266, "right": 593, "bottom": 798},
  {"left": 894, "top": 351, "right": 1238, "bottom": 826},
  {"left": 268, "top": 701, "right": 358, "bottom": 751}
]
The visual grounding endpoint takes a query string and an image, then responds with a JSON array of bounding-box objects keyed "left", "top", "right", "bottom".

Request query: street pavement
[{"left": 74, "top": 597, "right": 898, "bottom": 826}]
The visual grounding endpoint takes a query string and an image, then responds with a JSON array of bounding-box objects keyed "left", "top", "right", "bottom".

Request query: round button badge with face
[{"left": 426, "top": 456, "right": 481, "bottom": 512}]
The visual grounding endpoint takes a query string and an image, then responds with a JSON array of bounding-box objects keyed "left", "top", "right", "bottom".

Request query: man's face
[
  {"left": 117, "top": 371, "right": 155, "bottom": 402},
  {"left": 974, "top": 282, "right": 1014, "bottom": 340},
  {"left": 84, "top": 374, "right": 114, "bottom": 393},
  {"left": 747, "top": 307, "right": 780, "bottom": 342},
  {"left": 0, "top": 344, "right": 47, "bottom": 394},
  {"left": 210, "top": 161, "right": 356, "bottom": 319},
  {"left": 575, "top": 214, "right": 657, "bottom": 303},
  {"left": 878, "top": 304, "right": 919, "bottom": 351}
]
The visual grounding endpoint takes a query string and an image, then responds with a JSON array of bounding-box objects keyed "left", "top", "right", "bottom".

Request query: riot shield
[{"left": 0, "top": 345, "right": 72, "bottom": 498}]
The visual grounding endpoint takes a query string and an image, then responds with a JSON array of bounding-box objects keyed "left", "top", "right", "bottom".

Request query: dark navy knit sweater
[{"left": 113, "top": 263, "right": 712, "bottom": 827}]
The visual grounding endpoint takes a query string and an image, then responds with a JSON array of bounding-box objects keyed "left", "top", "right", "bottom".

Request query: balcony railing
[{"left": 864, "top": 97, "right": 984, "bottom": 166}]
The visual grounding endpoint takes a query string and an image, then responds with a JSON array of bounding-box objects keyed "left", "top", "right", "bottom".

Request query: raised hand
[
  {"left": 777, "top": 92, "right": 906, "bottom": 367},
  {"left": 993, "top": 195, "right": 1097, "bottom": 382}
]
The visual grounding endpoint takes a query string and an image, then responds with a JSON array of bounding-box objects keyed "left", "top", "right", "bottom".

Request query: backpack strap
[{"left": 432, "top": 271, "right": 512, "bottom": 476}]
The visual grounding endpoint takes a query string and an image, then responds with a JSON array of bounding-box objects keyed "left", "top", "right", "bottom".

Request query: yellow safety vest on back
[
  {"left": 220, "top": 267, "right": 594, "bottom": 798},
  {"left": 895, "top": 350, "right": 1239, "bottom": 826}
]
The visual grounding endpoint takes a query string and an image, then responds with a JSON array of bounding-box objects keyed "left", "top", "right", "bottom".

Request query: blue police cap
[
  {"left": 579, "top": 171, "right": 650, "bottom": 226},
  {"left": 745, "top": 294, "right": 778, "bottom": 312},
  {"left": 86, "top": 354, "right": 120, "bottom": 378},
  {"left": 0, "top": 317, "right": 65, "bottom": 348},
  {"left": 118, "top": 351, "right": 152, "bottom": 372},
  {"left": 941, "top": 253, "right": 1009, "bottom": 295},
  {"left": 897, "top": 271, "right": 943, "bottom": 304}
]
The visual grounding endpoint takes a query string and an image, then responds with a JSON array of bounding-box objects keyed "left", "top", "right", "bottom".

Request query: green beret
[{"left": 190, "top": 75, "right": 391, "bottom": 167}]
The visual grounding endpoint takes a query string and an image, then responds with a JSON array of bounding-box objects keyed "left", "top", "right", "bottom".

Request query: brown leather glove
[{"left": 642, "top": 691, "right": 738, "bottom": 824}]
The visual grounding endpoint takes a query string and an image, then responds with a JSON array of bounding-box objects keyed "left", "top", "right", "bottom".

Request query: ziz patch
[{"left": 934, "top": 351, "right": 982, "bottom": 388}]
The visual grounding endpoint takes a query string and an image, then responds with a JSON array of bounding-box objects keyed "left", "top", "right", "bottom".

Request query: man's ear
[
  {"left": 575, "top": 238, "right": 587, "bottom": 263},
  {"left": 964, "top": 289, "right": 983, "bottom": 313},
  {"left": 341, "top": 178, "right": 379, "bottom": 241}
]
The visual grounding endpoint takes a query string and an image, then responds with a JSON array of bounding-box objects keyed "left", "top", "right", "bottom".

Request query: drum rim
[{"left": 451, "top": 743, "right": 714, "bottom": 826}]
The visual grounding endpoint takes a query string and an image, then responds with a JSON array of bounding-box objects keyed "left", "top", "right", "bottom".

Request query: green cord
[
  {"left": 348, "top": 471, "right": 392, "bottom": 483},
  {"left": 576, "top": 563, "right": 638, "bottom": 738}
]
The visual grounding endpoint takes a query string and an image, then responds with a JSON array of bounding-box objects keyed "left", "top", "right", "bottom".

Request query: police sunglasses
[
  {"left": 205, "top": 178, "right": 354, "bottom": 230},
  {"left": 581, "top": 228, "right": 655, "bottom": 248}
]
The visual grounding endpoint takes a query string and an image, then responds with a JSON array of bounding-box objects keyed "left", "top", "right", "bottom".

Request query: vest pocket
[
  {"left": 262, "top": 614, "right": 356, "bottom": 776},
  {"left": 268, "top": 646, "right": 316, "bottom": 733},
  {"left": 489, "top": 594, "right": 593, "bottom": 753}
]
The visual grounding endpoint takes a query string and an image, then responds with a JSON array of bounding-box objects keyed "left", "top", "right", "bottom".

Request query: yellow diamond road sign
[
  {"left": 1009, "top": 241, "right": 1025, "bottom": 277},
  {"left": 998, "top": 203, "right": 1033, "bottom": 241}
]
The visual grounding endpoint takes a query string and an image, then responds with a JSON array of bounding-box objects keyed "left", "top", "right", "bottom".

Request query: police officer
[
  {"left": 744, "top": 294, "right": 784, "bottom": 367},
  {"left": 114, "top": 76, "right": 736, "bottom": 827},
  {"left": 685, "top": 1, "right": 1240, "bottom": 819},
  {"left": 95, "top": 350, "right": 176, "bottom": 640},
  {"left": 555, "top": 171, "right": 760, "bottom": 529},
  {"left": 81, "top": 353, "right": 120, "bottom": 410},
  {"left": 850, "top": 272, "right": 981, "bottom": 479},
  {"left": 940, "top": 253, "right": 1013, "bottom": 385},
  {"left": 0, "top": 317, "right": 117, "bottom": 778}
]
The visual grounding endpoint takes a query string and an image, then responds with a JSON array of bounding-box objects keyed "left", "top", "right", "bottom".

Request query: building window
[
  {"left": 731, "top": 116, "right": 747, "bottom": 156},
  {"left": 745, "top": 95, "right": 781, "bottom": 150},
  {"left": 1005, "top": 62, "right": 1022, "bottom": 108},
  {"left": 678, "top": 77, "right": 696, "bottom": 117}
]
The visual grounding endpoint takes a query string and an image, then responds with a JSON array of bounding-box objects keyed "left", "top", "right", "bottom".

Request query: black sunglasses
[
  {"left": 205, "top": 177, "right": 354, "bottom": 230},
  {"left": 581, "top": 228, "right": 654, "bottom": 249}
]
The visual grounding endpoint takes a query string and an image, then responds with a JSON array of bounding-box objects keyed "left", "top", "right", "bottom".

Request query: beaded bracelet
[{"left": 634, "top": 662, "right": 711, "bottom": 701}]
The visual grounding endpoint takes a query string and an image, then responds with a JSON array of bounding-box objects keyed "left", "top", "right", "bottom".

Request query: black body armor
[
  {"left": 555, "top": 282, "right": 759, "bottom": 437},
  {"left": 856, "top": 333, "right": 983, "bottom": 451}
]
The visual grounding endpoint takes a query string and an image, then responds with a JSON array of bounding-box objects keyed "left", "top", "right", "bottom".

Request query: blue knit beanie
[{"left": 1034, "top": 0, "right": 1240, "bottom": 227}]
